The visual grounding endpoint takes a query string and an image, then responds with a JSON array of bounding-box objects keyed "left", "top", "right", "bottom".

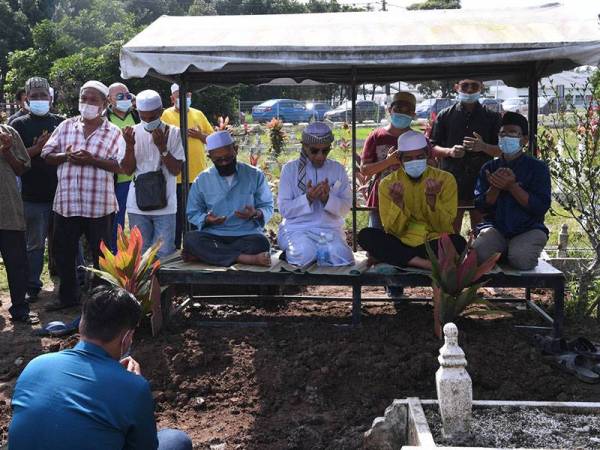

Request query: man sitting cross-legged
[
  {"left": 183, "top": 131, "right": 274, "bottom": 267},
  {"left": 277, "top": 122, "right": 354, "bottom": 267},
  {"left": 358, "top": 130, "right": 466, "bottom": 269},
  {"left": 472, "top": 111, "right": 551, "bottom": 270}
]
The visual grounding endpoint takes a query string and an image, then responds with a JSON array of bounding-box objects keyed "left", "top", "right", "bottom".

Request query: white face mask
[{"left": 79, "top": 102, "right": 100, "bottom": 120}]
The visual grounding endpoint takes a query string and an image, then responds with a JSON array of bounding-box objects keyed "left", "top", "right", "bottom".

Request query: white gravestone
[{"left": 436, "top": 322, "right": 472, "bottom": 440}]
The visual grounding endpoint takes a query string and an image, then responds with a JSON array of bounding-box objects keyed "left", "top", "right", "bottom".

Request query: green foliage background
[{"left": 0, "top": 0, "right": 362, "bottom": 118}]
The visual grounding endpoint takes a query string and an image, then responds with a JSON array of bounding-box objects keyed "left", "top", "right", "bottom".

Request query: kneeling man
[
  {"left": 472, "top": 112, "right": 550, "bottom": 270},
  {"left": 278, "top": 122, "right": 353, "bottom": 266},
  {"left": 183, "top": 131, "right": 273, "bottom": 266},
  {"left": 358, "top": 130, "right": 466, "bottom": 269}
]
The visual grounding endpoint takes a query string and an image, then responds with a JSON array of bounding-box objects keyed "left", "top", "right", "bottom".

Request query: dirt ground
[{"left": 1, "top": 284, "right": 600, "bottom": 449}]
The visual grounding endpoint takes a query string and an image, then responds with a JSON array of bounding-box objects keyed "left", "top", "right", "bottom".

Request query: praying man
[
  {"left": 183, "top": 131, "right": 273, "bottom": 267},
  {"left": 358, "top": 130, "right": 466, "bottom": 270},
  {"left": 277, "top": 122, "right": 354, "bottom": 267}
]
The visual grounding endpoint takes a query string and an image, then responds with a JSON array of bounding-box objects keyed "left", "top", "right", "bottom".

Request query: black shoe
[{"left": 11, "top": 312, "right": 40, "bottom": 325}]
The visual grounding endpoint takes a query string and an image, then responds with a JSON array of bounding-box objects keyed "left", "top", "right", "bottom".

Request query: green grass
[{"left": 0, "top": 251, "right": 52, "bottom": 294}]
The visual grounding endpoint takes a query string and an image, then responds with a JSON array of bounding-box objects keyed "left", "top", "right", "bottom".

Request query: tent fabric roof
[{"left": 120, "top": 4, "right": 600, "bottom": 86}]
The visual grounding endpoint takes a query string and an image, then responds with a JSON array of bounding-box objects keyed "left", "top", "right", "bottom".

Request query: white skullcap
[
  {"left": 80, "top": 80, "right": 109, "bottom": 98},
  {"left": 397, "top": 130, "right": 428, "bottom": 152},
  {"left": 171, "top": 83, "right": 179, "bottom": 94},
  {"left": 206, "top": 131, "right": 234, "bottom": 152},
  {"left": 136, "top": 90, "right": 163, "bottom": 112}
]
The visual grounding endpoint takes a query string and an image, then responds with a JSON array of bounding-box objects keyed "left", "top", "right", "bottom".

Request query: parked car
[
  {"left": 479, "top": 98, "right": 504, "bottom": 114},
  {"left": 502, "top": 97, "right": 528, "bottom": 115},
  {"left": 323, "top": 100, "right": 386, "bottom": 123},
  {"left": 251, "top": 99, "right": 313, "bottom": 123},
  {"left": 415, "top": 98, "right": 456, "bottom": 119},
  {"left": 306, "top": 102, "right": 332, "bottom": 121}
]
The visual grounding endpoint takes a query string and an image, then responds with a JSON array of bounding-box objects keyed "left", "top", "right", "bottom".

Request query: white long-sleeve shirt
[{"left": 278, "top": 158, "right": 352, "bottom": 232}]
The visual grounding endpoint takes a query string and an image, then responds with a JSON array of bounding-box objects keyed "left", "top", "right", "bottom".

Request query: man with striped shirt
[{"left": 41, "top": 80, "right": 124, "bottom": 311}]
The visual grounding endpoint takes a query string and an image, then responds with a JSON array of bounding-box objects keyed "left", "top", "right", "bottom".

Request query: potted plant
[
  {"left": 426, "top": 233, "right": 501, "bottom": 338},
  {"left": 85, "top": 225, "right": 162, "bottom": 333}
]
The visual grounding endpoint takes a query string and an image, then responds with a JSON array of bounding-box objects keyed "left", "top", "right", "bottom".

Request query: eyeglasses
[
  {"left": 115, "top": 93, "right": 133, "bottom": 101},
  {"left": 308, "top": 146, "right": 331, "bottom": 156},
  {"left": 498, "top": 132, "right": 523, "bottom": 138},
  {"left": 458, "top": 82, "right": 481, "bottom": 91}
]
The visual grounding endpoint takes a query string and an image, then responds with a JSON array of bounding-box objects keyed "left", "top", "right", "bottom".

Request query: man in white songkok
[{"left": 277, "top": 122, "right": 354, "bottom": 267}]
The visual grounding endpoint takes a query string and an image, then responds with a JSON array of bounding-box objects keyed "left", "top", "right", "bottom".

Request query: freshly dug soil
[
  {"left": 426, "top": 406, "right": 600, "bottom": 449},
  {"left": 1, "top": 285, "right": 600, "bottom": 449}
]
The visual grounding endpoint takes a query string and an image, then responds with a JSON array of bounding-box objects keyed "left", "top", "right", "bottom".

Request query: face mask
[
  {"left": 116, "top": 99, "right": 132, "bottom": 112},
  {"left": 458, "top": 92, "right": 480, "bottom": 103},
  {"left": 390, "top": 113, "right": 413, "bottom": 129},
  {"left": 215, "top": 158, "right": 237, "bottom": 176},
  {"left": 404, "top": 159, "right": 427, "bottom": 178},
  {"left": 29, "top": 100, "right": 50, "bottom": 116},
  {"left": 142, "top": 118, "right": 162, "bottom": 132},
  {"left": 120, "top": 330, "right": 133, "bottom": 360},
  {"left": 176, "top": 98, "right": 192, "bottom": 110},
  {"left": 79, "top": 102, "right": 100, "bottom": 120},
  {"left": 499, "top": 136, "right": 522, "bottom": 156}
]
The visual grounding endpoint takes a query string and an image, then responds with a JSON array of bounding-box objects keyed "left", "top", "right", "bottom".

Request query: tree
[
  {"left": 538, "top": 84, "right": 600, "bottom": 317},
  {"left": 0, "top": 0, "right": 32, "bottom": 92},
  {"left": 407, "top": 0, "right": 460, "bottom": 10}
]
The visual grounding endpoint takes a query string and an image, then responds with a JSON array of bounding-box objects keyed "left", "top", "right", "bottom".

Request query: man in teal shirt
[
  {"left": 184, "top": 131, "right": 273, "bottom": 266},
  {"left": 9, "top": 286, "right": 192, "bottom": 450}
]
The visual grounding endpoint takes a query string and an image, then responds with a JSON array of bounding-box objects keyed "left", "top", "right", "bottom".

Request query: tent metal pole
[
  {"left": 351, "top": 69, "right": 358, "bottom": 251},
  {"left": 528, "top": 66, "right": 539, "bottom": 155},
  {"left": 179, "top": 76, "right": 190, "bottom": 233}
]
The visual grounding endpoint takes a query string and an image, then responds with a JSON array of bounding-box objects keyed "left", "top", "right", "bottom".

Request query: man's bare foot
[
  {"left": 237, "top": 252, "right": 271, "bottom": 267},
  {"left": 181, "top": 250, "right": 200, "bottom": 263}
]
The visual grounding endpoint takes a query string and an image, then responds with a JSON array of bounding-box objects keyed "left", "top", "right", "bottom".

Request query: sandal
[
  {"left": 34, "top": 317, "right": 81, "bottom": 337},
  {"left": 567, "top": 337, "right": 600, "bottom": 360},
  {"left": 546, "top": 352, "right": 600, "bottom": 384},
  {"left": 11, "top": 312, "right": 40, "bottom": 325},
  {"left": 532, "top": 334, "right": 569, "bottom": 355}
]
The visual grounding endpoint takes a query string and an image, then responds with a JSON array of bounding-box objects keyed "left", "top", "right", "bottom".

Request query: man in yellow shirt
[
  {"left": 161, "top": 83, "right": 214, "bottom": 249},
  {"left": 358, "top": 130, "right": 466, "bottom": 270}
]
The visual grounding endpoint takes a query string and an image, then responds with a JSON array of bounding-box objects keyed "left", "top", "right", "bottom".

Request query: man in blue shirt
[
  {"left": 9, "top": 286, "right": 192, "bottom": 450},
  {"left": 472, "top": 112, "right": 551, "bottom": 270},
  {"left": 183, "top": 130, "right": 274, "bottom": 267}
]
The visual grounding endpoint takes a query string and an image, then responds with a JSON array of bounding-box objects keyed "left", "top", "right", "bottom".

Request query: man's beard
[{"left": 216, "top": 159, "right": 237, "bottom": 176}]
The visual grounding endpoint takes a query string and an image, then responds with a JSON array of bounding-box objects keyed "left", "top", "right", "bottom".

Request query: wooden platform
[{"left": 158, "top": 256, "right": 565, "bottom": 337}]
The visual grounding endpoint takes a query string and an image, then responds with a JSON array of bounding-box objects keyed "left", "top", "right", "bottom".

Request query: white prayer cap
[
  {"left": 170, "top": 83, "right": 179, "bottom": 94},
  {"left": 206, "top": 131, "right": 234, "bottom": 152},
  {"left": 80, "top": 80, "right": 109, "bottom": 98},
  {"left": 136, "top": 90, "right": 163, "bottom": 112},
  {"left": 397, "top": 130, "right": 428, "bottom": 152}
]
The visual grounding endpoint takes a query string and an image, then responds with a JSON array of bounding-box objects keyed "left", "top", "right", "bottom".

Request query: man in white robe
[{"left": 277, "top": 122, "right": 354, "bottom": 267}]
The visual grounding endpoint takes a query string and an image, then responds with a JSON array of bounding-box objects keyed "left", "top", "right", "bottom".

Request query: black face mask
[{"left": 215, "top": 158, "right": 237, "bottom": 176}]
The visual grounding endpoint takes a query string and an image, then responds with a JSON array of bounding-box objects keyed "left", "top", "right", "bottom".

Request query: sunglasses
[
  {"left": 308, "top": 146, "right": 331, "bottom": 156},
  {"left": 458, "top": 82, "right": 481, "bottom": 91},
  {"left": 115, "top": 93, "right": 133, "bottom": 101}
]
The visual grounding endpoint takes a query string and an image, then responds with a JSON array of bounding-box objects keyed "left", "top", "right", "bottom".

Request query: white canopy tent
[{"left": 119, "top": 3, "right": 600, "bottom": 242}]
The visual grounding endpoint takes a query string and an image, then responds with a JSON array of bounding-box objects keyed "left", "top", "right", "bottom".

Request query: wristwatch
[{"left": 251, "top": 210, "right": 262, "bottom": 220}]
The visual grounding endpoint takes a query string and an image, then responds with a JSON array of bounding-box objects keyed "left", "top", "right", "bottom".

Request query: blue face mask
[
  {"left": 29, "top": 100, "right": 50, "bottom": 116},
  {"left": 176, "top": 98, "right": 192, "bottom": 110},
  {"left": 142, "top": 118, "right": 162, "bottom": 132},
  {"left": 390, "top": 113, "right": 413, "bottom": 129},
  {"left": 404, "top": 159, "right": 427, "bottom": 178},
  {"left": 499, "top": 136, "right": 522, "bottom": 155},
  {"left": 116, "top": 99, "right": 132, "bottom": 112},
  {"left": 458, "top": 92, "right": 481, "bottom": 103}
]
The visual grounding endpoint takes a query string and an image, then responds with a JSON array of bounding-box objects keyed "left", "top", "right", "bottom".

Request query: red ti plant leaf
[{"left": 472, "top": 252, "right": 502, "bottom": 283}]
